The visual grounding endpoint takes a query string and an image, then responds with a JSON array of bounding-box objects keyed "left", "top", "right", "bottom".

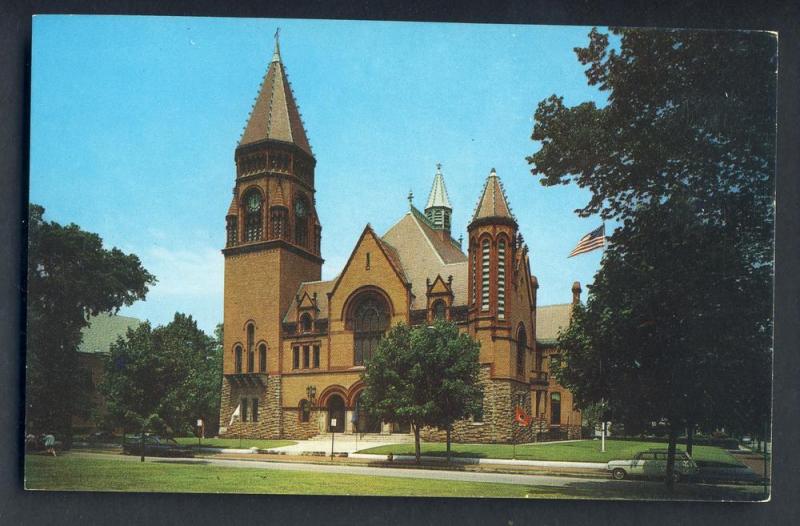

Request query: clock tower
[{"left": 220, "top": 34, "right": 322, "bottom": 437}]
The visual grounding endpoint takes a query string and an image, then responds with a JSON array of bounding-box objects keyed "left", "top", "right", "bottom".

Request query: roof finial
[
  {"left": 272, "top": 27, "right": 282, "bottom": 63},
  {"left": 408, "top": 189, "right": 414, "bottom": 208},
  {"left": 436, "top": 162, "right": 442, "bottom": 173}
]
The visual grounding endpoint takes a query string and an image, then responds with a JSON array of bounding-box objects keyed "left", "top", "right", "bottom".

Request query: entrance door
[{"left": 327, "top": 395, "right": 345, "bottom": 433}]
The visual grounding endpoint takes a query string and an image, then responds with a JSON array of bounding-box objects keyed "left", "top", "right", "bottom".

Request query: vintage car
[
  {"left": 122, "top": 435, "right": 194, "bottom": 458},
  {"left": 607, "top": 449, "right": 699, "bottom": 482}
]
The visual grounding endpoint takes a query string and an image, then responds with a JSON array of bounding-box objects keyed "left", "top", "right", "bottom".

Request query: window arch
[
  {"left": 300, "top": 313, "right": 313, "bottom": 333},
  {"left": 481, "top": 238, "right": 491, "bottom": 311},
  {"left": 348, "top": 292, "right": 390, "bottom": 366},
  {"left": 498, "top": 238, "right": 507, "bottom": 319},
  {"left": 516, "top": 325, "right": 527, "bottom": 377},
  {"left": 258, "top": 343, "right": 267, "bottom": 372},
  {"left": 432, "top": 300, "right": 446, "bottom": 321},
  {"left": 246, "top": 323, "right": 255, "bottom": 373},
  {"left": 243, "top": 189, "right": 263, "bottom": 242},
  {"left": 234, "top": 345, "right": 243, "bottom": 374},
  {"left": 550, "top": 392, "right": 561, "bottom": 425},
  {"left": 294, "top": 195, "right": 309, "bottom": 247}
]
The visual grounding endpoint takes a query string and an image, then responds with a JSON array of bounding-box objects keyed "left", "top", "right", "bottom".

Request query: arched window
[
  {"left": 258, "top": 343, "right": 267, "bottom": 372},
  {"left": 294, "top": 196, "right": 309, "bottom": 247},
  {"left": 299, "top": 399, "right": 311, "bottom": 422},
  {"left": 246, "top": 323, "right": 255, "bottom": 373},
  {"left": 498, "top": 239, "right": 506, "bottom": 319},
  {"left": 349, "top": 293, "right": 390, "bottom": 366},
  {"left": 481, "top": 239, "right": 491, "bottom": 311},
  {"left": 234, "top": 345, "right": 243, "bottom": 374},
  {"left": 243, "top": 189, "right": 263, "bottom": 242},
  {"left": 516, "top": 326, "right": 527, "bottom": 377},
  {"left": 550, "top": 392, "right": 561, "bottom": 425},
  {"left": 471, "top": 240, "right": 477, "bottom": 306},
  {"left": 432, "top": 300, "right": 446, "bottom": 320},
  {"left": 300, "top": 313, "right": 313, "bottom": 333}
]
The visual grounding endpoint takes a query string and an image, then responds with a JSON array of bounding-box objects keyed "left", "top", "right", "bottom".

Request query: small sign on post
[
  {"left": 330, "top": 418, "right": 337, "bottom": 459},
  {"left": 197, "top": 419, "right": 204, "bottom": 448}
]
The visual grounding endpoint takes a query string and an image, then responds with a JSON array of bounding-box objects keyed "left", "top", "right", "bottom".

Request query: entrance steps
[{"left": 310, "top": 433, "right": 414, "bottom": 443}]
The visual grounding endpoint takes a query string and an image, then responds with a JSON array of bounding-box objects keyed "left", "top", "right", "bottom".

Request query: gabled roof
[
  {"left": 78, "top": 313, "right": 141, "bottom": 354},
  {"left": 472, "top": 168, "right": 515, "bottom": 222},
  {"left": 382, "top": 209, "right": 468, "bottom": 309},
  {"left": 425, "top": 164, "right": 452, "bottom": 210},
  {"left": 239, "top": 37, "right": 313, "bottom": 156},
  {"left": 283, "top": 279, "right": 336, "bottom": 322},
  {"left": 536, "top": 303, "right": 573, "bottom": 345}
]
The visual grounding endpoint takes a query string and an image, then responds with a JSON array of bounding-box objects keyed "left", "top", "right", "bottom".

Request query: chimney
[{"left": 571, "top": 281, "right": 582, "bottom": 305}]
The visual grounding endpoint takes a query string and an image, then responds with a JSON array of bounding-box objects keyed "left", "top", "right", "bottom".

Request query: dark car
[{"left": 122, "top": 435, "right": 194, "bottom": 458}]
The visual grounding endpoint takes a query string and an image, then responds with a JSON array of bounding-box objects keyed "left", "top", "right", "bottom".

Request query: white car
[{"left": 607, "top": 450, "right": 699, "bottom": 482}]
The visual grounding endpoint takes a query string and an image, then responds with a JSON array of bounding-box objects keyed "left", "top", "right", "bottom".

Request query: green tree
[
  {"left": 26, "top": 204, "right": 155, "bottom": 445},
  {"left": 101, "top": 313, "right": 221, "bottom": 443},
  {"left": 360, "top": 321, "right": 482, "bottom": 464},
  {"left": 530, "top": 28, "right": 775, "bottom": 488}
]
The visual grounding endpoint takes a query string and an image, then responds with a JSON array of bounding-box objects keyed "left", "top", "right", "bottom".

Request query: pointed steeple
[
  {"left": 425, "top": 163, "right": 452, "bottom": 210},
  {"left": 471, "top": 168, "right": 516, "bottom": 223},
  {"left": 425, "top": 163, "right": 453, "bottom": 233},
  {"left": 239, "top": 30, "right": 313, "bottom": 156}
]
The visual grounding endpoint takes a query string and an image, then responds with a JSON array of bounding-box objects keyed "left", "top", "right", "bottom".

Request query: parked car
[
  {"left": 122, "top": 435, "right": 194, "bottom": 458},
  {"left": 607, "top": 449, "right": 698, "bottom": 482}
]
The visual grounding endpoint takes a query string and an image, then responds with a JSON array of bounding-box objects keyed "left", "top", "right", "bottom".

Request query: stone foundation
[
  {"left": 282, "top": 408, "right": 323, "bottom": 439},
  {"left": 219, "top": 375, "right": 282, "bottom": 439}
]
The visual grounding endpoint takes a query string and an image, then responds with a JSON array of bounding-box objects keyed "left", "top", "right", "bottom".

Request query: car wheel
[
  {"left": 671, "top": 472, "right": 681, "bottom": 483},
  {"left": 612, "top": 468, "right": 627, "bottom": 480}
]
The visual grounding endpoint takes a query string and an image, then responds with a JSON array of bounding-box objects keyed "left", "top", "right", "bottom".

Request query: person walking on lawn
[{"left": 43, "top": 433, "right": 56, "bottom": 457}]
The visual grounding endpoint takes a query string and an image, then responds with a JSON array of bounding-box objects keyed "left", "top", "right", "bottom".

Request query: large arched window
[
  {"left": 234, "top": 345, "right": 243, "bottom": 374},
  {"left": 498, "top": 238, "right": 506, "bottom": 319},
  {"left": 243, "top": 189, "right": 263, "bottom": 242},
  {"left": 481, "top": 239, "right": 491, "bottom": 311},
  {"left": 246, "top": 323, "right": 255, "bottom": 373},
  {"left": 349, "top": 293, "right": 390, "bottom": 366},
  {"left": 294, "top": 196, "right": 309, "bottom": 247},
  {"left": 516, "top": 326, "right": 527, "bottom": 377}
]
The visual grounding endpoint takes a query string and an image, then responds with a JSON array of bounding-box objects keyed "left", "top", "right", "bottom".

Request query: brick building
[{"left": 219, "top": 38, "right": 581, "bottom": 443}]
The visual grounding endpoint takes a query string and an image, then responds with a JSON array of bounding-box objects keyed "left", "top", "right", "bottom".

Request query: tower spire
[
  {"left": 471, "top": 168, "right": 516, "bottom": 224},
  {"left": 272, "top": 27, "right": 281, "bottom": 63},
  {"left": 240, "top": 31, "right": 313, "bottom": 156},
  {"left": 424, "top": 163, "right": 453, "bottom": 234}
]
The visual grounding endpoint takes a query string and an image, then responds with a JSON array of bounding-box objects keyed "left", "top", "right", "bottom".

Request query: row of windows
[
  {"left": 292, "top": 345, "right": 321, "bottom": 369},
  {"left": 239, "top": 397, "right": 259, "bottom": 422},
  {"left": 234, "top": 323, "right": 268, "bottom": 374}
]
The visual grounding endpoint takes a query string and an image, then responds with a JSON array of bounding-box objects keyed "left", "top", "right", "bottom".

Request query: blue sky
[{"left": 30, "top": 16, "right": 610, "bottom": 335}]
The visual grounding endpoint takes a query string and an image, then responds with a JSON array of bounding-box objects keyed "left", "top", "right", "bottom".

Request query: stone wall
[
  {"left": 282, "top": 407, "right": 323, "bottom": 439},
  {"left": 420, "top": 367, "right": 534, "bottom": 444},
  {"left": 219, "top": 375, "right": 282, "bottom": 439}
]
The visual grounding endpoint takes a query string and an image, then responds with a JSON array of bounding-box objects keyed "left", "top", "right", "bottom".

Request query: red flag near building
[{"left": 514, "top": 405, "right": 532, "bottom": 427}]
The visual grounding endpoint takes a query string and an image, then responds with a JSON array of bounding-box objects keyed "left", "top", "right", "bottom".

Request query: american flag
[{"left": 568, "top": 225, "right": 606, "bottom": 257}]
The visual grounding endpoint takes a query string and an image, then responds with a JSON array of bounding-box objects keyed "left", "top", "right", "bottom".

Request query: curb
[{"left": 348, "top": 453, "right": 607, "bottom": 469}]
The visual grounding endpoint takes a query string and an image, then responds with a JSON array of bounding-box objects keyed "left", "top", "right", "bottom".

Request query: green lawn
[
  {"left": 24, "top": 454, "right": 763, "bottom": 500},
  {"left": 357, "top": 439, "right": 744, "bottom": 467},
  {"left": 24, "top": 454, "right": 527, "bottom": 497},
  {"left": 172, "top": 437, "right": 296, "bottom": 449}
]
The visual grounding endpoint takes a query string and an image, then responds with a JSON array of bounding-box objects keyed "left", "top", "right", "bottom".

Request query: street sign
[
  {"left": 331, "top": 418, "right": 337, "bottom": 426},
  {"left": 197, "top": 419, "right": 203, "bottom": 427}
]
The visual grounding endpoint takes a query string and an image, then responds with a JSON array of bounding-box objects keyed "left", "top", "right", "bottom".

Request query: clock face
[
  {"left": 247, "top": 193, "right": 261, "bottom": 212},
  {"left": 295, "top": 200, "right": 307, "bottom": 218}
]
